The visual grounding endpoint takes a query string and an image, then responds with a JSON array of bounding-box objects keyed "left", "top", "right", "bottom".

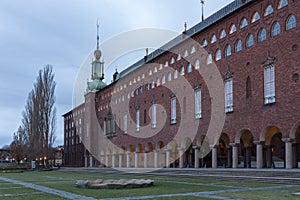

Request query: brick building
[{"left": 63, "top": 0, "right": 300, "bottom": 169}]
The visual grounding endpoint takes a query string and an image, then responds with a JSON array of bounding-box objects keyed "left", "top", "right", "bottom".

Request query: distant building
[{"left": 64, "top": 0, "right": 300, "bottom": 169}]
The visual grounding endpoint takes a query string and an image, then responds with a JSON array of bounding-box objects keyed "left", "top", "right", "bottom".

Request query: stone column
[
  {"left": 89, "top": 155, "right": 93, "bottom": 168},
  {"left": 211, "top": 145, "right": 218, "bottom": 168},
  {"left": 126, "top": 152, "right": 130, "bottom": 168},
  {"left": 134, "top": 152, "right": 138, "bottom": 168},
  {"left": 84, "top": 156, "right": 88, "bottom": 168},
  {"left": 154, "top": 150, "right": 158, "bottom": 168},
  {"left": 105, "top": 154, "right": 109, "bottom": 167},
  {"left": 179, "top": 148, "right": 184, "bottom": 168},
  {"left": 282, "top": 138, "right": 294, "bottom": 169},
  {"left": 144, "top": 152, "right": 148, "bottom": 168},
  {"left": 193, "top": 146, "right": 200, "bottom": 168},
  {"left": 254, "top": 141, "right": 264, "bottom": 169},
  {"left": 230, "top": 143, "right": 238, "bottom": 168},
  {"left": 119, "top": 153, "right": 123, "bottom": 168},
  {"left": 165, "top": 149, "right": 171, "bottom": 168},
  {"left": 112, "top": 154, "right": 115, "bottom": 168}
]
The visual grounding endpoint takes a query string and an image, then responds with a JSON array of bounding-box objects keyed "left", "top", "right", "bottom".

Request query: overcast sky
[{"left": 0, "top": 0, "right": 233, "bottom": 148}]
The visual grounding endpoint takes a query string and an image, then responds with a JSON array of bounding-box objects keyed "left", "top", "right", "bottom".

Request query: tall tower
[
  {"left": 86, "top": 22, "right": 106, "bottom": 94},
  {"left": 91, "top": 22, "right": 104, "bottom": 81}
]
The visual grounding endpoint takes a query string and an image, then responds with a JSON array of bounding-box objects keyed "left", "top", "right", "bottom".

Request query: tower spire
[
  {"left": 96, "top": 20, "right": 100, "bottom": 50},
  {"left": 200, "top": 0, "right": 205, "bottom": 21}
]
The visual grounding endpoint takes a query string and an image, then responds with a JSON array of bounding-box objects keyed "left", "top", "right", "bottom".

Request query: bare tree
[
  {"left": 22, "top": 65, "right": 56, "bottom": 162},
  {"left": 10, "top": 126, "right": 26, "bottom": 164}
]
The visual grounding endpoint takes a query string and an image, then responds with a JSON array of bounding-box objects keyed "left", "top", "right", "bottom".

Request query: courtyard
[{"left": 0, "top": 168, "right": 299, "bottom": 199}]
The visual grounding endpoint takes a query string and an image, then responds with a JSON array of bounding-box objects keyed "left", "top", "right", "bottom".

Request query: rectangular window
[
  {"left": 264, "top": 65, "right": 276, "bottom": 104},
  {"left": 136, "top": 109, "right": 140, "bottom": 132},
  {"left": 123, "top": 114, "right": 127, "bottom": 134},
  {"left": 103, "top": 120, "right": 106, "bottom": 136},
  {"left": 195, "top": 90, "right": 202, "bottom": 118},
  {"left": 225, "top": 78, "right": 233, "bottom": 113},
  {"left": 112, "top": 115, "right": 116, "bottom": 134},
  {"left": 171, "top": 97, "right": 176, "bottom": 124},
  {"left": 152, "top": 104, "right": 157, "bottom": 128}
]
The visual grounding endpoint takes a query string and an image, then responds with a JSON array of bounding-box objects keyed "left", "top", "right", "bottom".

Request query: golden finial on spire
[{"left": 146, "top": 48, "right": 149, "bottom": 57}]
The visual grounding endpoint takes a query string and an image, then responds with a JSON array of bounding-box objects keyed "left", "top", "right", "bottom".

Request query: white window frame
[
  {"left": 136, "top": 109, "right": 140, "bottom": 132},
  {"left": 264, "top": 65, "right": 276, "bottom": 104},
  {"left": 195, "top": 89, "right": 202, "bottom": 119},
  {"left": 151, "top": 104, "right": 157, "bottom": 128},
  {"left": 225, "top": 78, "right": 233, "bottom": 113},
  {"left": 171, "top": 97, "right": 176, "bottom": 124}
]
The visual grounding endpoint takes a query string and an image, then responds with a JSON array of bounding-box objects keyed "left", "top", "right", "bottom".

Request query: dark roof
[{"left": 119, "top": 0, "right": 254, "bottom": 78}]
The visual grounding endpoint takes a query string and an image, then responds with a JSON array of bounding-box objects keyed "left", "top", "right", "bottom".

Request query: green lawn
[{"left": 0, "top": 170, "right": 298, "bottom": 199}]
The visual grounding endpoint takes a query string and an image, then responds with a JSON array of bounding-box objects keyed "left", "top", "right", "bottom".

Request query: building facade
[{"left": 64, "top": 0, "right": 300, "bottom": 169}]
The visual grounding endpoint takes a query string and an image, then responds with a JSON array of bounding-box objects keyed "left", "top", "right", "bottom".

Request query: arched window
[
  {"left": 157, "top": 78, "right": 160, "bottom": 86},
  {"left": 215, "top": 49, "right": 222, "bottom": 61},
  {"left": 225, "top": 45, "right": 232, "bottom": 57},
  {"left": 258, "top": 28, "right": 267, "bottom": 42},
  {"left": 252, "top": 12, "right": 261, "bottom": 23},
  {"left": 191, "top": 46, "right": 196, "bottom": 54},
  {"left": 246, "top": 34, "right": 254, "bottom": 48},
  {"left": 177, "top": 53, "right": 181, "bottom": 61},
  {"left": 240, "top": 18, "right": 248, "bottom": 29},
  {"left": 278, "top": 0, "right": 288, "bottom": 9},
  {"left": 174, "top": 70, "right": 178, "bottom": 79},
  {"left": 211, "top": 35, "right": 217, "bottom": 44},
  {"left": 235, "top": 39, "right": 242, "bottom": 52},
  {"left": 202, "top": 39, "right": 208, "bottom": 47},
  {"left": 187, "top": 63, "right": 192, "bottom": 73},
  {"left": 171, "top": 57, "right": 175, "bottom": 64},
  {"left": 180, "top": 66, "right": 185, "bottom": 75},
  {"left": 165, "top": 61, "right": 169, "bottom": 67},
  {"left": 246, "top": 76, "right": 252, "bottom": 98},
  {"left": 162, "top": 75, "right": 166, "bottom": 84},
  {"left": 184, "top": 50, "right": 189, "bottom": 57},
  {"left": 207, "top": 54, "right": 212, "bottom": 64},
  {"left": 168, "top": 72, "right": 172, "bottom": 81},
  {"left": 149, "top": 70, "right": 152, "bottom": 76},
  {"left": 220, "top": 29, "right": 227, "bottom": 39},
  {"left": 286, "top": 15, "right": 296, "bottom": 30},
  {"left": 195, "top": 59, "right": 200, "bottom": 69},
  {"left": 229, "top": 24, "right": 237, "bottom": 34},
  {"left": 264, "top": 5, "right": 274, "bottom": 16},
  {"left": 271, "top": 22, "right": 281, "bottom": 37}
]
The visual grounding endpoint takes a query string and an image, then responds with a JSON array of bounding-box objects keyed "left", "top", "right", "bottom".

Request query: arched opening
[
  {"left": 261, "top": 126, "right": 284, "bottom": 168},
  {"left": 218, "top": 133, "right": 231, "bottom": 168},
  {"left": 295, "top": 126, "right": 300, "bottom": 168},
  {"left": 156, "top": 141, "right": 165, "bottom": 168},
  {"left": 170, "top": 140, "right": 178, "bottom": 168},
  {"left": 146, "top": 143, "right": 154, "bottom": 168},
  {"left": 198, "top": 136, "right": 211, "bottom": 168},
  {"left": 237, "top": 129, "right": 255, "bottom": 168},
  {"left": 180, "top": 138, "right": 193, "bottom": 168},
  {"left": 129, "top": 145, "right": 135, "bottom": 168},
  {"left": 290, "top": 124, "right": 300, "bottom": 168}
]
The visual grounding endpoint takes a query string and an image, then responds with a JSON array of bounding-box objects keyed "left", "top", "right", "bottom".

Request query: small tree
[{"left": 10, "top": 126, "right": 26, "bottom": 164}]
